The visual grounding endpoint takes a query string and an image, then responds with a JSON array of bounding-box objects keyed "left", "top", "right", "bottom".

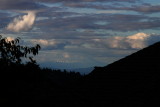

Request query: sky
[{"left": 0, "top": 0, "right": 160, "bottom": 70}]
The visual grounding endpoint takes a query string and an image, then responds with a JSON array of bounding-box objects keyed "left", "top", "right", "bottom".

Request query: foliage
[
  {"left": 0, "top": 35, "right": 84, "bottom": 106},
  {"left": 0, "top": 35, "right": 41, "bottom": 65}
]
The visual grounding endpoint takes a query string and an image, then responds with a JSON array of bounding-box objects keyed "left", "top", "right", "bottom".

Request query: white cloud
[
  {"left": 93, "top": 33, "right": 160, "bottom": 49},
  {"left": 109, "top": 32, "right": 150, "bottom": 49},
  {"left": 30, "top": 39, "right": 56, "bottom": 46},
  {"left": 29, "top": 39, "right": 70, "bottom": 50},
  {"left": 6, "top": 11, "right": 36, "bottom": 32},
  {"left": 125, "top": 33, "right": 150, "bottom": 49}
]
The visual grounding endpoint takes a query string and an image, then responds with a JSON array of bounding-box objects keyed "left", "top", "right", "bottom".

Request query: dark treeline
[
  {"left": 0, "top": 62, "right": 84, "bottom": 107},
  {"left": 0, "top": 36, "right": 83, "bottom": 107}
]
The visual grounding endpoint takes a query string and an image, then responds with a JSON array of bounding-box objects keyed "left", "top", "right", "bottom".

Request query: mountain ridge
[{"left": 90, "top": 41, "right": 160, "bottom": 75}]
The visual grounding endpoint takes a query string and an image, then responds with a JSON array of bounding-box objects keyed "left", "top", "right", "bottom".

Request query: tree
[{"left": 0, "top": 35, "right": 41, "bottom": 66}]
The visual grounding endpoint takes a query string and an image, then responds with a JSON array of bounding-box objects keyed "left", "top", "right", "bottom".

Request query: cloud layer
[
  {"left": 91, "top": 33, "right": 160, "bottom": 50},
  {"left": 23, "top": 33, "right": 160, "bottom": 51},
  {"left": 1, "top": 0, "right": 160, "bottom": 69}
]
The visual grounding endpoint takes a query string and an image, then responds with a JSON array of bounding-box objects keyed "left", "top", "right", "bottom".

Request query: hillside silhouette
[
  {"left": 77, "top": 41, "right": 160, "bottom": 107},
  {"left": 1, "top": 36, "right": 160, "bottom": 107}
]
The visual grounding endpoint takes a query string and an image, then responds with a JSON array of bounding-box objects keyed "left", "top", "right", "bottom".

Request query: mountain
[{"left": 76, "top": 41, "right": 160, "bottom": 107}]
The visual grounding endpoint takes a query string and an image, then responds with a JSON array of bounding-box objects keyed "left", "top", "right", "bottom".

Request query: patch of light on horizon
[
  {"left": 94, "top": 21, "right": 109, "bottom": 25},
  {"left": 65, "top": 7, "right": 98, "bottom": 14},
  {"left": 96, "top": 9, "right": 126, "bottom": 14},
  {"left": 37, "top": 2, "right": 62, "bottom": 8},
  {"left": 36, "top": 17, "right": 49, "bottom": 21}
]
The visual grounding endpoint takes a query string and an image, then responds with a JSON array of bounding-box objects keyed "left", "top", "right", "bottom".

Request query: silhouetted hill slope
[{"left": 77, "top": 42, "right": 160, "bottom": 107}]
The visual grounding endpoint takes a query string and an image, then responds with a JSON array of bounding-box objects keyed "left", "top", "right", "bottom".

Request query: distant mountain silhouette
[
  {"left": 1, "top": 41, "right": 160, "bottom": 107},
  {"left": 69, "top": 67, "right": 94, "bottom": 75},
  {"left": 76, "top": 41, "right": 160, "bottom": 107}
]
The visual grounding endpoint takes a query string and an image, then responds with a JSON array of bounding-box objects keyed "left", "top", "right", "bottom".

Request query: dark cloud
[
  {"left": 94, "top": 14, "right": 146, "bottom": 22},
  {"left": 127, "top": 5, "right": 160, "bottom": 13},
  {"left": 63, "top": 2, "right": 160, "bottom": 14},
  {"left": 35, "top": 12, "right": 160, "bottom": 33},
  {"left": 0, "top": 18, "right": 9, "bottom": 28},
  {"left": 103, "top": 19, "right": 160, "bottom": 31},
  {"left": 0, "top": 11, "right": 10, "bottom": 17},
  {"left": 38, "top": 11, "right": 80, "bottom": 18},
  {"left": 63, "top": 2, "right": 121, "bottom": 9},
  {"left": 110, "top": 4, "right": 160, "bottom": 14},
  {"left": 100, "top": 4, "right": 160, "bottom": 14},
  {"left": 37, "top": 0, "right": 140, "bottom": 3},
  {"left": 0, "top": 12, "right": 12, "bottom": 28},
  {"left": 0, "top": 0, "right": 140, "bottom": 10},
  {"left": 0, "top": 0, "right": 46, "bottom": 10}
]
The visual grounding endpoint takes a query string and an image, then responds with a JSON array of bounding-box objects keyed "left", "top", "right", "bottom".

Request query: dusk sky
[{"left": 1, "top": 0, "right": 160, "bottom": 69}]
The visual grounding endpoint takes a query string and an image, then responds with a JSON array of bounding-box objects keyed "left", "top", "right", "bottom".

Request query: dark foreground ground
[{"left": 1, "top": 42, "right": 160, "bottom": 107}]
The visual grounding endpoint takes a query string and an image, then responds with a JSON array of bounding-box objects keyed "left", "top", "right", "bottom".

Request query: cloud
[
  {"left": 30, "top": 39, "right": 56, "bottom": 46},
  {"left": 101, "top": 19, "right": 160, "bottom": 32},
  {"left": 29, "top": 39, "right": 69, "bottom": 50},
  {"left": 0, "top": 0, "right": 46, "bottom": 10},
  {"left": 6, "top": 11, "right": 36, "bottom": 32},
  {"left": 92, "top": 33, "right": 160, "bottom": 49},
  {"left": 108, "top": 33, "right": 150, "bottom": 49},
  {"left": 35, "top": 12, "right": 160, "bottom": 33},
  {"left": 63, "top": 2, "right": 160, "bottom": 14},
  {"left": 0, "top": 0, "right": 140, "bottom": 10},
  {"left": 35, "top": 0, "right": 140, "bottom": 3},
  {"left": 123, "top": 5, "right": 160, "bottom": 14},
  {"left": 107, "top": 4, "right": 160, "bottom": 14}
]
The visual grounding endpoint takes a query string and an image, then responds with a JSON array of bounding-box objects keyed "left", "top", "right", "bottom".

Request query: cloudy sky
[{"left": 1, "top": 0, "right": 160, "bottom": 69}]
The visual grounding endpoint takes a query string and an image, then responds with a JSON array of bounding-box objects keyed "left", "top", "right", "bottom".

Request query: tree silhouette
[{"left": 0, "top": 35, "right": 41, "bottom": 66}]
